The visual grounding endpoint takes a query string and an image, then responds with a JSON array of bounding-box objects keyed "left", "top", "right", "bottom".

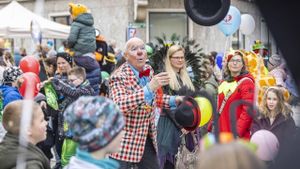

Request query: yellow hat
[{"left": 69, "top": 3, "right": 88, "bottom": 19}]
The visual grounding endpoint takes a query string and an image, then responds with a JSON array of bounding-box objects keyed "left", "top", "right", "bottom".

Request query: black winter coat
[{"left": 251, "top": 113, "right": 297, "bottom": 149}]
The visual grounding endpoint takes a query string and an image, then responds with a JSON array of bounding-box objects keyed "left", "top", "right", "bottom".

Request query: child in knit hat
[
  {"left": 0, "top": 66, "right": 23, "bottom": 108},
  {"left": 67, "top": 3, "right": 101, "bottom": 94},
  {"left": 67, "top": 3, "right": 99, "bottom": 73},
  {"left": 68, "top": 3, "right": 96, "bottom": 57},
  {"left": 64, "top": 96, "right": 125, "bottom": 169}
]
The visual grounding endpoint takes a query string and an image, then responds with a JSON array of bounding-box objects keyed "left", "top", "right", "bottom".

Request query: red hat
[
  {"left": 175, "top": 96, "right": 201, "bottom": 131},
  {"left": 227, "top": 50, "right": 244, "bottom": 62},
  {"left": 227, "top": 54, "right": 234, "bottom": 62}
]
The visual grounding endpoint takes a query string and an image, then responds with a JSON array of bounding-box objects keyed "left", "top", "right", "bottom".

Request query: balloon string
[
  {"left": 222, "top": 36, "right": 230, "bottom": 76},
  {"left": 17, "top": 1, "right": 44, "bottom": 168},
  {"left": 224, "top": 36, "right": 231, "bottom": 58},
  {"left": 16, "top": 85, "right": 34, "bottom": 169},
  {"left": 224, "top": 36, "right": 229, "bottom": 54}
]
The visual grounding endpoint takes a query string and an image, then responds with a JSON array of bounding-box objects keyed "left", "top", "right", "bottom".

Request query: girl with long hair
[{"left": 251, "top": 87, "right": 296, "bottom": 148}]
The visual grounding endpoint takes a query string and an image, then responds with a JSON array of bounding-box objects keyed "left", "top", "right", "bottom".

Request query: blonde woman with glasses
[{"left": 157, "top": 45, "right": 195, "bottom": 169}]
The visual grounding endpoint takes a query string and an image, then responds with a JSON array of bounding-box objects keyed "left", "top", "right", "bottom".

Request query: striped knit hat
[{"left": 64, "top": 96, "right": 125, "bottom": 152}]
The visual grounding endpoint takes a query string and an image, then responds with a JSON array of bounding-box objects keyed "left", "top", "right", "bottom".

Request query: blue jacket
[
  {"left": 13, "top": 53, "right": 22, "bottom": 66},
  {"left": 68, "top": 13, "right": 96, "bottom": 57},
  {"left": 86, "top": 68, "right": 101, "bottom": 95},
  {"left": 0, "top": 85, "right": 22, "bottom": 108}
]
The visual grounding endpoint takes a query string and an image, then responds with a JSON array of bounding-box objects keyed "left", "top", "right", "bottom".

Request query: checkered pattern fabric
[{"left": 109, "top": 62, "right": 171, "bottom": 162}]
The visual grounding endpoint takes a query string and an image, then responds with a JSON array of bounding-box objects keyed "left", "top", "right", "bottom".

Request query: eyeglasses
[
  {"left": 171, "top": 56, "right": 185, "bottom": 60},
  {"left": 229, "top": 59, "right": 242, "bottom": 64}
]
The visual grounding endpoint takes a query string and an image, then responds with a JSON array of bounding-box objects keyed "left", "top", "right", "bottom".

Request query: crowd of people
[{"left": 0, "top": 2, "right": 299, "bottom": 169}]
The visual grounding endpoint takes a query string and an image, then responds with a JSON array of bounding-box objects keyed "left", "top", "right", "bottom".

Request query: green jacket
[
  {"left": 67, "top": 13, "right": 96, "bottom": 57},
  {"left": 202, "top": 75, "right": 218, "bottom": 104},
  {"left": 0, "top": 133, "right": 50, "bottom": 169}
]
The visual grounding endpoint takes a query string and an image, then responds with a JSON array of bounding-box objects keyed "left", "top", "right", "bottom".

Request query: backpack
[{"left": 95, "top": 35, "right": 108, "bottom": 63}]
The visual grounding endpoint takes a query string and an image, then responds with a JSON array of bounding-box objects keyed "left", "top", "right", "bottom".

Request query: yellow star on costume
[{"left": 218, "top": 81, "right": 238, "bottom": 96}]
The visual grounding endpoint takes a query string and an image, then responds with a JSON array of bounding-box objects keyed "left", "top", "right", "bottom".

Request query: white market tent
[{"left": 0, "top": 1, "right": 70, "bottom": 39}]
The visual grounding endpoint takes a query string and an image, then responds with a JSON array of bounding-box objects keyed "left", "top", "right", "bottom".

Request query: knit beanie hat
[
  {"left": 69, "top": 3, "right": 88, "bottom": 19},
  {"left": 56, "top": 52, "right": 73, "bottom": 66},
  {"left": 64, "top": 96, "right": 125, "bottom": 152},
  {"left": 268, "top": 54, "right": 281, "bottom": 68},
  {"left": 2, "top": 66, "right": 23, "bottom": 84}
]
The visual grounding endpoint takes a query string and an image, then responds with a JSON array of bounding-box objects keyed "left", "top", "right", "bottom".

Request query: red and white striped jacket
[{"left": 109, "top": 62, "right": 171, "bottom": 162}]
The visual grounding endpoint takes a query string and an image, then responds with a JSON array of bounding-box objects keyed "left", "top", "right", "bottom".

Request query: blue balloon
[
  {"left": 217, "top": 6, "right": 241, "bottom": 36},
  {"left": 216, "top": 53, "right": 224, "bottom": 69}
]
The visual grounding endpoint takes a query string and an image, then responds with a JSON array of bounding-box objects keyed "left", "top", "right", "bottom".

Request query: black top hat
[
  {"left": 184, "top": 0, "right": 230, "bottom": 26},
  {"left": 175, "top": 96, "right": 201, "bottom": 131}
]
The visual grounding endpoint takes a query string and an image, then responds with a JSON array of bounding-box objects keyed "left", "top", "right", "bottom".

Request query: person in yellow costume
[
  {"left": 211, "top": 51, "right": 255, "bottom": 139},
  {"left": 241, "top": 50, "right": 289, "bottom": 104}
]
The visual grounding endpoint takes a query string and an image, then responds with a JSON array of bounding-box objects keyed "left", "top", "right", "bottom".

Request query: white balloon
[
  {"left": 240, "top": 14, "right": 255, "bottom": 35},
  {"left": 250, "top": 130, "right": 279, "bottom": 161}
]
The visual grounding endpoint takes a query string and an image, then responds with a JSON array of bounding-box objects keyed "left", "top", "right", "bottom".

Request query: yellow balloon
[{"left": 194, "top": 97, "right": 213, "bottom": 127}]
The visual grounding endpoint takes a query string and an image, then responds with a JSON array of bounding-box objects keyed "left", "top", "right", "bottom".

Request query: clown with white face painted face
[
  {"left": 124, "top": 37, "right": 171, "bottom": 90},
  {"left": 108, "top": 38, "right": 184, "bottom": 168},
  {"left": 124, "top": 38, "right": 147, "bottom": 72}
]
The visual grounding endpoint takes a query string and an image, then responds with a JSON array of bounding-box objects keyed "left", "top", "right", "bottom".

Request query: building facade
[{"left": 0, "top": 0, "right": 278, "bottom": 55}]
